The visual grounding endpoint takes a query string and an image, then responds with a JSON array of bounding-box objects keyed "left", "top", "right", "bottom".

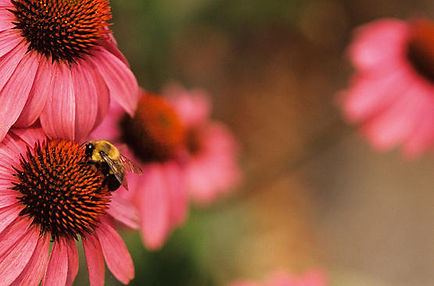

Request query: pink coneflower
[
  {"left": 165, "top": 84, "right": 241, "bottom": 206},
  {"left": 229, "top": 269, "right": 327, "bottom": 286},
  {"left": 0, "top": 0, "right": 138, "bottom": 142},
  {"left": 0, "top": 127, "right": 136, "bottom": 285},
  {"left": 339, "top": 18, "right": 434, "bottom": 156},
  {"left": 91, "top": 91, "right": 188, "bottom": 250}
]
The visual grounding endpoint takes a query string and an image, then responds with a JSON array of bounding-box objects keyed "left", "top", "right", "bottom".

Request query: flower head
[
  {"left": 166, "top": 84, "right": 241, "bottom": 205},
  {"left": 0, "top": 127, "right": 135, "bottom": 285},
  {"left": 0, "top": 0, "right": 138, "bottom": 142},
  {"left": 339, "top": 18, "right": 434, "bottom": 156},
  {"left": 92, "top": 91, "right": 188, "bottom": 250}
]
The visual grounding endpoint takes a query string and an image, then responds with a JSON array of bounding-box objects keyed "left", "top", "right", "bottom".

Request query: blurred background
[{"left": 76, "top": 0, "right": 434, "bottom": 285}]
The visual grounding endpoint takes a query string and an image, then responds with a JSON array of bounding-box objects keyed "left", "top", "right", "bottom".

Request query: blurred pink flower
[
  {"left": 0, "top": 0, "right": 138, "bottom": 142},
  {"left": 339, "top": 18, "right": 434, "bottom": 156},
  {"left": 229, "top": 269, "right": 327, "bottom": 286},
  {"left": 0, "top": 127, "right": 136, "bottom": 285},
  {"left": 91, "top": 92, "right": 188, "bottom": 250},
  {"left": 165, "top": 84, "right": 242, "bottom": 205}
]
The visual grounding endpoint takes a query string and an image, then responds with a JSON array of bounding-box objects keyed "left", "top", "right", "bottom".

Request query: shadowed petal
[
  {"left": 40, "top": 63, "right": 76, "bottom": 141},
  {"left": 65, "top": 240, "right": 79, "bottom": 286},
  {"left": 96, "top": 222, "right": 134, "bottom": 284},
  {"left": 108, "top": 192, "right": 139, "bottom": 229},
  {"left": 42, "top": 240, "right": 69, "bottom": 286},
  {"left": 83, "top": 235, "right": 105, "bottom": 286}
]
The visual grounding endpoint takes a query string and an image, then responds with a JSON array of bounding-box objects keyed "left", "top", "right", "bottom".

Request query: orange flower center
[
  {"left": 120, "top": 94, "right": 185, "bottom": 163},
  {"left": 407, "top": 19, "right": 434, "bottom": 82},
  {"left": 12, "top": 140, "right": 111, "bottom": 241},
  {"left": 11, "top": 0, "right": 111, "bottom": 63}
]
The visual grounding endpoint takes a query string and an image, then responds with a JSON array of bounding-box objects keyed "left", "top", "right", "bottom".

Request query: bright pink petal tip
[{"left": 339, "top": 18, "right": 434, "bottom": 156}]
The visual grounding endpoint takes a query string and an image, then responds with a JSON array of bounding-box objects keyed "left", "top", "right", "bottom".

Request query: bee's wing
[
  {"left": 119, "top": 154, "right": 143, "bottom": 174},
  {"left": 99, "top": 151, "right": 127, "bottom": 189}
]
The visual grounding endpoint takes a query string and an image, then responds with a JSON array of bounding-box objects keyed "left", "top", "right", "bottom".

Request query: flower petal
[
  {"left": 95, "top": 222, "right": 134, "bottom": 284},
  {"left": 71, "top": 61, "right": 98, "bottom": 141},
  {"left": 0, "top": 216, "right": 30, "bottom": 257},
  {"left": 0, "top": 50, "right": 40, "bottom": 133},
  {"left": 14, "top": 58, "right": 52, "bottom": 127},
  {"left": 42, "top": 240, "right": 69, "bottom": 286},
  {"left": 0, "top": 204, "right": 22, "bottom": 235},
  {"left": 90, "top": 48, "right": 139, "bottom": 115},
  {"left": 10, "top": 235, "right": 50, "bottom": 286},
  {"left": 65, "top": 240, "right": 79, "bottom": 286},
  {"left": 10, "top": 127, "right": 46, "bottom": 146},
  {"left": 0, "top": 9, "right": 15, "bottom": 32},
  {"left": 40, "top": 63, "right": 76, "bottom": 141},
  {"left": 0, "top": 30, "right": 21, "bottom": 58},
  {"left": 0, "top": 226, "right": 39, "bottom": 285},
  {"left": 83, "top": 235, "right": 105, "bottom": 286},
  {"left": 138, "top": 166, "right": 171, "bottom": 249},
  {"left": 0, "top": 189, "right": 18, "bottom": 208},
  {"left": 107, "top": 192, "right": 139, "bottom": 229},
  {"left": 164, "top": 162, "right": 188, "bottom": 227}
]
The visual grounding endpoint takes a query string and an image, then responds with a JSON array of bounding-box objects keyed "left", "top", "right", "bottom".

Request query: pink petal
[
  {"left": 95, "top": 222, "right": 134, "bottom": 284},
  {"left": 349, "top": 19, "right": 408, "bottom": 71},
  {"left": 79, "top": 59, "right": 110, "bottom": 131},
  {"left": 10, "top": 127, "right": 46, "bottom": 146},
  {"left": 138, "top": 167, "right": 171, "bottom": 249},
  {"left": 0, "top": 226, "right": 40, "bottom": 285},
  {"left": 71, "top": 61, "right": 98, "bottom": 141},
  {"left": 0, "top": 9, "right": 14, "bottom": 32},
  {"left": 164, "top": 162, "right": 188, "bottom": 227},
  {"left": 40, "top": 63, "right": 76, "bottom": 141},
  {"left": 0, "top": 204, "right": 22, "bottom": 235},
  {"left": 90, "top": 100, "right": 124, "bottom": 140},
  {"left": 90, "top": 48, "right": 139, "bottom": 116},
  {"left": 101, "top": 33, "right": 129, "bottom": 65},
  {"left": 107, "top": 192, "right": 139, "bottom": 229},
  {"left": 0, "top": 216, "right": 31, "bottom": 257},
  {"left": 65, "top": 240, "right": 79, "bottom": 286},
  {"left": 14, "top": 58, "right": 52, "bottom": 127},
  {"left": 83, "top": 235, "right": 105, "bottom": 286},
  {"left": 42, "top": 240, "right": 69, "bottom": 286},
  {"left": 0, "top": 30, "right": 22, "bottom": 58},
  {"left": 0, "top": 189, "right": 18, "bottom": 208},
  {"left": 0, "top": 48, "right": 40, "bottom": 141},
  {"left": 10, "top": 235, "right": 50, "bottom": 286}
]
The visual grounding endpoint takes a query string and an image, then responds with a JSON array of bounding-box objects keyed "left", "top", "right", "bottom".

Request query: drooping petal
[
  {"left": 95, "top": 222, "right": 134, "bottom": 284},
  {"left": 40, "top": 63, "right": 76, "bottom": 141},
  {"left": 0, "top": 226, "right": 40, "bottom": 285},
  {"left": 164, "top": 162, "right": 188, "bottom": 227},
  {"left": 10, "top": 235, "right": 50, "bottom": 286},
  {"left": 71, "top": 61, "right": 98, "bottom": 141},
  {"left": 42, "top": 240, "right": 69, "bottom": 286},
  {"left": 0, "top": 216, "right": 31, "bottom": 257},
  {"left": 14, "top": 59, "right": 52, "bottom": 127},
  {"left": 101, "top": 33, "right": 129, "bottom": 65},
  {"left": 107, "top": 192, "right": 139, "bottom": 229},
  {"left": 83, "top": 235, "right": 105, "bottom": 286},
  {"left": 65, "top": 240, "right": 79, "bottom": 286},
  {"left": 138, "top": 167, "right": 171, "bottom": 249},
  {"left": 90, "top": 48, "right": 139, "bottom": 115},
  {"left": 0, "top": 42, "right": 31, "bottom": 141}
]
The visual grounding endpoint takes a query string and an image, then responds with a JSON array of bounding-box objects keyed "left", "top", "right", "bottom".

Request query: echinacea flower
[
  {"left": 0, "top": 127, "right": 136, "bottom": 285},
  {"left": 339, "top": 18, "right": 434, "bottom": 156},
  {"left": 0, "top": 0, "right": 138, "bottom": 142},
  {"left": 229, "top": 269, "right": 327, "bottom": 286},
  {"left": 91, "top": 91, "right": 188, "bottom": 250},
  {"left": 166, "top": 84, "right": 241, "bottom": 205}
]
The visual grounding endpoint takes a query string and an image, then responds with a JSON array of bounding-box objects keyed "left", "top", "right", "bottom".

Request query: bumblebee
[{"left": 84, "top": 140, "right": 142, "bottom": 191}]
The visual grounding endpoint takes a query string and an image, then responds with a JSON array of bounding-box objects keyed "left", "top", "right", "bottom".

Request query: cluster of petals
[
  {"left": 165, "top": 84, "right": 242, "bottom": 206},
  {"left": 0, "top": 127, "right": 137, "bottom": 286},
  {"left": 339, "top": 18, "right": 434, "bottom": 156},
  {"left": 229, "top": 269, "right": 327, "bottom": 286},
  {"left": 91, "top": 93, "right": 188, "bottom": 250},
  {"left": 0, "top": 0, "right": 138, "bottom": 142}
]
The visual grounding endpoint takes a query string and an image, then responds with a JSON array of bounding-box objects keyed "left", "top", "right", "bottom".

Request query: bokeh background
[{"left": 76, "top": 0, "right": 434, "bottom": 285}]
